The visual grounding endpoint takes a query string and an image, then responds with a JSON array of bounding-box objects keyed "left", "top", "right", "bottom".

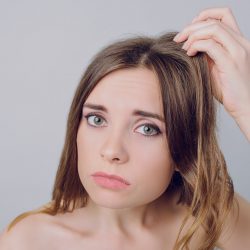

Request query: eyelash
[{"left": 83, "top": 112, "right": 162, "bottom": 138}]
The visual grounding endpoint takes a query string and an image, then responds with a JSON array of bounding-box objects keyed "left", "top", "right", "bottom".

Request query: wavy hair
[{"left": 7, "top": 32, "right": 236, "bottom": 250}]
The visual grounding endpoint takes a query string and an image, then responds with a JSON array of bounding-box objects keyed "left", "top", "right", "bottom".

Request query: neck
[{"left": 72, "top": 189, "right": 181, "bottom": 237}]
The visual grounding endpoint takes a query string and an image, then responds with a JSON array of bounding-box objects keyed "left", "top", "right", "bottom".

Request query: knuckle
[
  {"left": 199, "top": 7, "right": 210, "bottom": 16},
  {"left": 223, "top": 6, "right": 232, "bottom": 15},
  {"left": 210, "top": 19, "right": 218, "bottom": 25},
  {"left": 224, "top": 7, "right": 232, "bottom": 13},
  {"left": 206, "top": 18, "right": 218, "bottom": 25}
]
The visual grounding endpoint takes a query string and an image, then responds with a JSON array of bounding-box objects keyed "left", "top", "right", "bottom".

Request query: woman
[{"left": 1, "top": 7, "right": 249, "bottom": 250}]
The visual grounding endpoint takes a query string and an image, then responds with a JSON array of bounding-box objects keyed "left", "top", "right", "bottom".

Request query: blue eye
[
  {"left": 136, "top": 124, "right": 161, "bottom": 137},
  {"left": 83, "top": 113, "right": 161, "bottom": 137},
  {"left": 84, "top": 113, "right": 106, "bottom": 127}
]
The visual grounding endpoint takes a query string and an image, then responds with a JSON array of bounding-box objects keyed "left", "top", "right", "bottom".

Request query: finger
[
  {"left": 175, "top": 19, "right": 243, "bottom": 45},
  {"left": 207, "top": 57, "right": 224, "bottom": 104},
  {"left": 186, "top": 39, "right": 231, "bottom": 102},
  {"left": 191, "top": 7, "right": 242, "bottom": 35},
  {"left": 186, "top": 38, "right": 231, "bottom": 68},
  {"left": 182, "top": 23, "right": 244, "bottom": 59}
]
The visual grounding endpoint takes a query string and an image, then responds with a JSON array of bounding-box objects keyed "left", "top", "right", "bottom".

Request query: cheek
[
  {"left": 76, "top": 124, "right": 107, "bottom": 186},
  {"left": 134, "top": 137, "right": 172, "bottom": 170},
  {"left": 132, "top": 139, "right": 174, "bottom": 189},
  {"left": 76, "top": 125, "right": 95, "bottom": 175},
  {"left": 77, "top": 124, "right": 100, "bottom": 160},
  {"left": 131, "top": 148, "right": 174, "bottom": 204}
]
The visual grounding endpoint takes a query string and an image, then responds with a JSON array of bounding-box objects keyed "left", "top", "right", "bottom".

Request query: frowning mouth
[
  {"left": 91, "top": 171, "right": 130, "bottom": 189},
  {"left": 91, "top": 171, "right": 130, "bottom": 185}
]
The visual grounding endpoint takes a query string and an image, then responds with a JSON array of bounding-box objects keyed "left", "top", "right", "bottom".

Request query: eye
[
  {"left": 136, "top": 124, "right": 161, "bottom": 137},
  {"left": 84, "top": 113, "right": 106, "bottom": 127},
  {"left": 83, "top": 113, "right": 161, "bottom": 137}
]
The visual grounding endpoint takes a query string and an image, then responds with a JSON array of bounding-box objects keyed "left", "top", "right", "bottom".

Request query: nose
[{"left": 100, "top": 130, "right": 129, "bottom": 164}]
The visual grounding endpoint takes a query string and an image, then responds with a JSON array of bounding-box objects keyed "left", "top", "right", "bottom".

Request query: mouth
[
  {"left": 91, "top": 171, "right": 130, "bottom": 185},
  {"left": 91, "top": 172, "right": 130, "bottom": 190}
]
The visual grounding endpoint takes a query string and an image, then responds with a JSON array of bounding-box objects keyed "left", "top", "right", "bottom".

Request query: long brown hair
[{"left": 7, "top": 32, "right": 236, "bottom": 249}]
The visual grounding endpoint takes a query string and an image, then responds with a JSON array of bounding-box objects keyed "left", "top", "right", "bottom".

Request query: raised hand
[{"left": 173, "top": 7, "right": 250, "bottom": 141}]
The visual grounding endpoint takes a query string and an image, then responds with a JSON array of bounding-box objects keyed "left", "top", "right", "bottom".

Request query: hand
[{"left": 173, "top": 7, "right": 250, "bottom": 140}]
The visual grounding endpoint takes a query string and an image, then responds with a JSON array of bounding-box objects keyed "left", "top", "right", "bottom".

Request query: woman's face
[{"left": 76, "top": 67, "right": 174, "bottom": 209}]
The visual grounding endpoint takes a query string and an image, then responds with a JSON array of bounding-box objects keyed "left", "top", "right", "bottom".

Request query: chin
[{"left": 87, "top": 190, "right": 133, "bottom": 209}]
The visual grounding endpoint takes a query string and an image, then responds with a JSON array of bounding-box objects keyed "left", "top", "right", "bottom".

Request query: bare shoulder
[
  {"left": 0, "top": 213, "right": 57, "bottom": 250},
  {"left": 218, "top": 192, "right": 250, "bottom": 249}
]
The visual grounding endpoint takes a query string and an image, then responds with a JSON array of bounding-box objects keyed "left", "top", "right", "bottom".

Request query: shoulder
[
  {"left": 218, "top": 192, "right": 250, "bottom": 249},
  {"left": 0, "top": 213, "right": 57, "bottom": 250}
]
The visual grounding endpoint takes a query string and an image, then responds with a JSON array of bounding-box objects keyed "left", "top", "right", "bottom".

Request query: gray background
[{"left": 0, "top": 0, "right": 249, "bottom": 231}]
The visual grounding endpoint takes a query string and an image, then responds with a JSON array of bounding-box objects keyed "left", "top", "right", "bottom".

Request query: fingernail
[
  {"left": 173, "top": 33, "right": 181, "bottom": 42},
  {"left": 182, "top": 42, "right": 188, "bottom": 50}
]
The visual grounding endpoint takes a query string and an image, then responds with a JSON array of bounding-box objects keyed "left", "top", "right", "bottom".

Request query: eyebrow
[{"left": 83, "top": 103, "right": 165, "bottom": 122}]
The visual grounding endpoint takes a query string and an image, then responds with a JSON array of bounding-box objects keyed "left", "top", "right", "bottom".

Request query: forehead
[{"left": 85, "top": 67, "right": 163, "bottom": 113}]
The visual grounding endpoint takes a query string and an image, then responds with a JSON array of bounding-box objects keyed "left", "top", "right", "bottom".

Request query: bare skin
[
  {"left": 0, "top": 190, "right": 208, "bottom": 250},
  {"left": 174, "top": 7, "right": 250, "bottom": 141},
  {"left": 1, "top": 6, "right": 250, "bottom": 250},
  {"left": 1, "top": 191, "right": 249, "bottom": 249}
]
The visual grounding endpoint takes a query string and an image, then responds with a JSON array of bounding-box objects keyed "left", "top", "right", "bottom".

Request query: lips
[{"left": 91, "top": 171, "right": 130, "bottom": 185}]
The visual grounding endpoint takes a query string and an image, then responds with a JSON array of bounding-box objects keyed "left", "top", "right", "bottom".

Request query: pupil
[
  {"left": 94, "top": 117, "right": 101, "bottom": 124},
  {"left": 144, "top": 126, "right": 151, "bottom": 133}
]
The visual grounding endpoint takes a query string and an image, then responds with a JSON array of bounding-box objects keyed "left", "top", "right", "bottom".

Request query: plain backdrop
[{"left": 0, "top": 0, "right": 249, "bottom": 231}]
